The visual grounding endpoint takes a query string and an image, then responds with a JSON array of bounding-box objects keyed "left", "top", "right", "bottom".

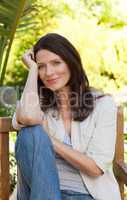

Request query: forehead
[{"left": 36, "top": 49, "right": 61, "bottom": 63}]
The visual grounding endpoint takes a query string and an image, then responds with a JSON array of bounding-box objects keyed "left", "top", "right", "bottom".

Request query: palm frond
[{"left": 0, "top": 0, "right": 34, "bottom": 85}]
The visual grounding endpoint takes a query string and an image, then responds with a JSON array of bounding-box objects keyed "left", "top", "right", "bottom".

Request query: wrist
[{"left": 29, "top": 64, "right": 38, "bottom": 71}]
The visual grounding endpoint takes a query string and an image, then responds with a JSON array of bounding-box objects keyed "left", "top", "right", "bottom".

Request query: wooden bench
[{"left": 0, "top": 107, "right": 127, "bottom": 200}]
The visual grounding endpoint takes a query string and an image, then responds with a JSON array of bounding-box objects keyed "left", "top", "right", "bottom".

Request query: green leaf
[{"left": 0, "top": 0, "right": 34, "bottom": 85}]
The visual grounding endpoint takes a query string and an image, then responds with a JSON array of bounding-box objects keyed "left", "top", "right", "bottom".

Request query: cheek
[
  {"left": 38, "top": 70, "right": 45, "bottom": 82},
  {"left": 64, "top": 67, "right": 71, "bottom": 80},
  {"left": 59, "top": 65, "right": 71, "bottom": 78}
]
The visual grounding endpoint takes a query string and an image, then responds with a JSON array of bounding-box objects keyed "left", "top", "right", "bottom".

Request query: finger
[
  {"left": 26, "top": 49, "right": 34, "bottom": 60},
  {"left": 31, "top": 51, "right": 34, "bottom": 60},
  {"left": 24, "top": 48, "right": 33, "bottom": 55}
]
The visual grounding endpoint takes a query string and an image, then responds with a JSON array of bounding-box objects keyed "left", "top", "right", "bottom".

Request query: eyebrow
[{"left": 37, "top": 58, "right": 62, "bottom": 65}]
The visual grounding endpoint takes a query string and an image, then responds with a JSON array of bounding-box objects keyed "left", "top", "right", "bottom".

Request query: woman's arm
[
  {"left": 51, "top": 137, "right": 103, "bottom": 177},
  {"left": 51, "top": 96, "right": 117, "bottom": 178},
  {"left": 16, "top": 49, "right": 43, "bottom": 125}
]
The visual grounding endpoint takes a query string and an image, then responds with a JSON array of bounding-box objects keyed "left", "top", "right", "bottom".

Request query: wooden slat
[
  {"left": 115, "top": 161, "right": 127, "bottom": 185},
  {"left": 0, "top": 117, "right": 14, "bottom": 133},
  {"left": 113, "top": 106, "right": 124, "bottom": 200},
  {"left": 0, "top": 132, "right": 9, "bottom": 200},
  {"left": 114, "top": 106, "right": 124, "bottom": 161},
  {"left": 0, "top": 117, "right": 14, "bottom": 200}
]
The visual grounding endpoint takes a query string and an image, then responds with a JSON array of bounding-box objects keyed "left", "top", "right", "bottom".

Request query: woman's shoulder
[
  {"left": 94, "top": 94, "right": 117, "bottom": 113},
  {"left": 90, "top": 88, "right": 116, "bottom": 110}
]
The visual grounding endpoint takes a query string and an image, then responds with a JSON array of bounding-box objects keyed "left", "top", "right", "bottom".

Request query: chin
[
  {"left": 45, "top": 80, "right": 69, "bottom": 92},
  {"left": 47, "top": 85, "right": 65, "bottom": 92}
]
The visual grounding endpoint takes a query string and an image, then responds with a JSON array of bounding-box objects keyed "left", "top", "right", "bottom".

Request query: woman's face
[{"left": 36, "top": 49, "right": 71, "bottom": 91}]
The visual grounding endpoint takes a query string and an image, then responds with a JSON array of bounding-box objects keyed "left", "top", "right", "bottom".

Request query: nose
[{"left": 45, "top": 64, "right": 54, "bottom": 76}]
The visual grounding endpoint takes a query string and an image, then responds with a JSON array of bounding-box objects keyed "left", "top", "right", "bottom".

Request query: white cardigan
[{"left": 12, "top": 95, "right": 121, "bottom": 200}]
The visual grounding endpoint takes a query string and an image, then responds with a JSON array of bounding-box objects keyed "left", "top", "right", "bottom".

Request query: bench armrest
[{"left": 115, "top": 160, "right": 127, "bottom": 185}]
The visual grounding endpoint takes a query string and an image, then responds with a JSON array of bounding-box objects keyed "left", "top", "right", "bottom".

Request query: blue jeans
[
  {"left": 15, "top": 125, "right": 94, "bottom": 200},
  {"left": 61, "top": 190, "right": 94, "bottom": 200}
]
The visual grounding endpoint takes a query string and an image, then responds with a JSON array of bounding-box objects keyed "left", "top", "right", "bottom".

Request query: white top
[
  {"left": 12, "top": 95, "right": 121, "bottom": 200},
  {"left": 55, "top": 133, "right": 89, "bottom": 194}
]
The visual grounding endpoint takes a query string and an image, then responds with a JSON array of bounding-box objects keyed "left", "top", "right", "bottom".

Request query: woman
[{"left": 12, "top": 33, "right": 121, "bottom": 200}]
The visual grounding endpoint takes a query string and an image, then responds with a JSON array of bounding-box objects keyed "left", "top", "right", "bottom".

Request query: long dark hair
[{"left": 33, "top": 33, "right": 95, "bottom": 121}]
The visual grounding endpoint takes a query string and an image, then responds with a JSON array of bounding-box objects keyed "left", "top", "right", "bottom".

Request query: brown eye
[
  {"left": 38, "top": 65, "right": 45, "bottom": 70},
  {"left": 53, "top": 61, "right": 61, "bottom": 65}
]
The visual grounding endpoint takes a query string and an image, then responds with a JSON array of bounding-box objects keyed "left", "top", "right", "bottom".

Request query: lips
[{"left": 46, "top": 78, "right": 59, "bottom": 85}]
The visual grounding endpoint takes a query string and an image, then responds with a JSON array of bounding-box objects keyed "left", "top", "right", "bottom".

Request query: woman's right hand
[{"left": 22, "top": 49, "right": 37, "bottom": 69}]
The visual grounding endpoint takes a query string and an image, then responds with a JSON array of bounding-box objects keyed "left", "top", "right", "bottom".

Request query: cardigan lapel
[{"left": 71, "top": 119, "right": 96, "bottom": 153}]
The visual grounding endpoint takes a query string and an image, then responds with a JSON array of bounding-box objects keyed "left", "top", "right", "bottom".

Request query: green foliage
[
  {"left": 5, "top": 0, "right": 63, "bottom": 86},
  {"left": 9, "top": 152, "right": 17, "bottom": 193},
  {"left": 81, "top": 0, "right": 127, "bottom": 27},
  {"left": 2, "top": 0, "right": 127, "bottom": 88},
  {"left": 4, "top": 0, "right": 127, "bottom": 96},
  {"left": 9, "top": 132, "right": 17, "bottom": 193},
  {"left": 0, "top": 0, "right": 126, "bottom": 102},
  {"left": 0, "top": 0, "right": 34, "bottom": 85},
  {"left": 54, "top": 15, "right": 127, "bottom": 94},
  {"left": 0, "top": 0, "right": 127, "bottom": 108},
  {"left": 0, "top": 106, "right": 15, "bottom": 117}
]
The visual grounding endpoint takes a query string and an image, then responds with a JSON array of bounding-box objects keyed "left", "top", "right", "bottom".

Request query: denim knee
[
  {"left": 19, "top": 124, "right": 50, "bottom": 142},
  {"left": 15, "top": 124, "right": 52, "bottom": 157}
]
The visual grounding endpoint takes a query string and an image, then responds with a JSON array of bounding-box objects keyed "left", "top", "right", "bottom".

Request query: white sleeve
[
  {"left": 12, "top": 112, "right": 26, "bottom": 131},
  {"left": 86, "top": 96, "right": 117, "bottom": 173},
  {"left": 12, "top": 100, "right": 26, "bottom": 130}
]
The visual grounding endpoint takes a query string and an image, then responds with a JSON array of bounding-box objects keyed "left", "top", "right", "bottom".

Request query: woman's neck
[{"left": 56, "top": 86, "right": 71, "bottom": 112}]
